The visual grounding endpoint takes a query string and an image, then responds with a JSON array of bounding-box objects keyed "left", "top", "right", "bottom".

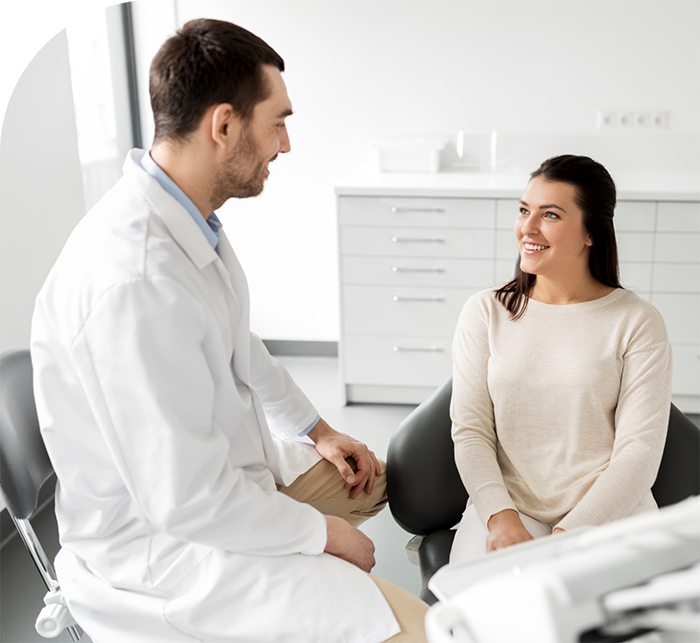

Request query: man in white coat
[{"left": 31, "top": 18, "right": 428, "bottom": 643}]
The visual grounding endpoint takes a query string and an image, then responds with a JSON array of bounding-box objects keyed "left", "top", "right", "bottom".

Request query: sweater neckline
[{"left": 526, "top": 288, "right": 627, "bottom": 314}]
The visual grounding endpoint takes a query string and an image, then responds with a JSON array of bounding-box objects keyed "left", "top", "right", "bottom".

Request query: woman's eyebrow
[{"left": 519, "top": 200, "right": 567, "bottom": 212}]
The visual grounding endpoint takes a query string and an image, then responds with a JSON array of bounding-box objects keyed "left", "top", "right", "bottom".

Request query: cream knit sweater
[{"left": 451, "top": 287, "right": 673, "bottom": 532}]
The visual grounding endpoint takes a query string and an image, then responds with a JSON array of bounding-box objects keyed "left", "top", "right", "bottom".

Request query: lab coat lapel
[
  {"left": 216, "top": 228, "right": 284, "bottom": 481},
  {"left": 215, "top": 230, "right": 252, "bottom": 385}
]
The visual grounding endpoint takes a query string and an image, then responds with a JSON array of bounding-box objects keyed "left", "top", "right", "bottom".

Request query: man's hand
[
  {"left": 485, "top": 509, "right": 534, "bottom": 552},
  {"left": 307, "top": 418, "right": 381, "bottom": 499},
  {"left": 324, "top": 515, "right": 376, "bottom": 572}
]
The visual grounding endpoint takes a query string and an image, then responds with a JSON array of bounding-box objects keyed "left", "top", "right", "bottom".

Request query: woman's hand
[{"left": 485, "top": 509, "right": 534, "bottom": 552}]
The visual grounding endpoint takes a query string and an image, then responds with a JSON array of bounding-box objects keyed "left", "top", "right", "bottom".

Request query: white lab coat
[{"left": 30, "top": 150, "right": 399, "bottom": 643}]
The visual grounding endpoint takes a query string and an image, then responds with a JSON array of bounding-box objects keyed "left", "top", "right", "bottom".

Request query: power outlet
[
  {"left": 619, "top": 111, "right": 635, "bottom": 128},
  {"left": 597, "top": 110, "right": 616, "bottom": 129},
  {"left": 597, "top": 109, "right": 670, "bottom": 130},
  {"left": 651, "top": 111, "right": 670, "bottom": 128}
]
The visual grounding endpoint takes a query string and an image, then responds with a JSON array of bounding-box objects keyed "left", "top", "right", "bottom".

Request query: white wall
[
  {"left": 133, "top": 0, "right": 700, "bottom": 341},
  {"left": 0, "top": 27, "right": 85, "bottom": 515},
  {"left": 1, "top": 0, "right": 699, "bottom": 350},
  {"left": 0, "top": 30, "right": 84, "bottom": 355}
]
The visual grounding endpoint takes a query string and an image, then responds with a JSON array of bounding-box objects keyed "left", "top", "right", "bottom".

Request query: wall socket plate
[{"left": 597, "top": 109, "right": 669, "bottom": 130}]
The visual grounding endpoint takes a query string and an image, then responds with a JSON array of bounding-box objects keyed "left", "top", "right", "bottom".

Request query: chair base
[{"left": 418, "top": 529, "right": 455, "bottom": 605}]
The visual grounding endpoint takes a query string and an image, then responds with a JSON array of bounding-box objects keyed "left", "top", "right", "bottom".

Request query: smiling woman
[
  {"left": 497, "top": 155, "right": 622, "bottom": 318},
  {"left": 448, "top": 154, "right": 673, "bottom": 566}
]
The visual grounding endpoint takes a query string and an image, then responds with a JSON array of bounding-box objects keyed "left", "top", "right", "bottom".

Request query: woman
[{"left": 449, "top": 154, "right": 672, "bottom": 564}]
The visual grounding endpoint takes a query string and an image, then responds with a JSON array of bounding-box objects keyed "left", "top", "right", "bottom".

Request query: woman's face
[{"left": 515, "top": 176, "right": 593, "bottom": 280}]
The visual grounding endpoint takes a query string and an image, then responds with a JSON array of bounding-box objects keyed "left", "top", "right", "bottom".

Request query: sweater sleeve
[
  {"left": 556, "top": 305, "right": 673, "bottom": 531},
  {"left": 451, "top": 292, "right": 518, "bottom": 526}
]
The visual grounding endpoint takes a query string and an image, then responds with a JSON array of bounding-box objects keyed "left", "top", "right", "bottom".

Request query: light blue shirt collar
[{"left": 140, "top": 151, "right": 221, "bottom": 250}]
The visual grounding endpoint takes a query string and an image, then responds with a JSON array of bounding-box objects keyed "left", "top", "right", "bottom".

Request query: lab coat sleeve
[
  {"left": 69, "top": 275, "right": 327, "bottom": 556},
  {"left": 451, "top": 293, "right": 517, "bottom": 527},
  {"left": 247, "top": 331, "right": 319, "bottom": 439},
  {"left": 556, "top": 307, "right": 672, "bottom": 531}
]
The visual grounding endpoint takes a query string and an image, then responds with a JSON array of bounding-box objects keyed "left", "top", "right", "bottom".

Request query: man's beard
[{"left": 211, "top": 124, "right": 272, "bottom": 204}]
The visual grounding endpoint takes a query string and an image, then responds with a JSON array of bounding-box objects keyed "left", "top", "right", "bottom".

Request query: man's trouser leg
[
  {"left": 280, "top": 458, "right": 428, "bottom": 642},
  {"left": 278, "top": 456, "right": 388, "bottom": 527}
]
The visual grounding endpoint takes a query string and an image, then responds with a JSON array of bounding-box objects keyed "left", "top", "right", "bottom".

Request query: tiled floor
[{"left": 2, "top": 355, "right": 698, "bottom": 642}]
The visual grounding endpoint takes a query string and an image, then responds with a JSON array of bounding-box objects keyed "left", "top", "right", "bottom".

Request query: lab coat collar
[
  {"left": 123, "top": 149, "right": 218, "bottom": 272},
  {"left": 123, "top": 150, "right": 252, "bottom": 381}
]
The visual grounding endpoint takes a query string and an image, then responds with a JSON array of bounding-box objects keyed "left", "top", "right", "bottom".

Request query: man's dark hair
[{"left": 149, "top": 19, "right": 285, "bottom": 144}]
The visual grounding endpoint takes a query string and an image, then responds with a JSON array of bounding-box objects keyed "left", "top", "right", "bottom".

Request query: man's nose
[{"left": 279, "top": 126, "right": 291, "bottom": 154}]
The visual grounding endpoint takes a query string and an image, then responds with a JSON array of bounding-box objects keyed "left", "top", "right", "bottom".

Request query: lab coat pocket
[{"left": 153, "top": 541, "right": 214, "bottom": 595}]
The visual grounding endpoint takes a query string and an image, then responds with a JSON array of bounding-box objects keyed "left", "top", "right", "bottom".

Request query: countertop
[{"left": 335, "top": 168, "right": 700, "bottom": 202}]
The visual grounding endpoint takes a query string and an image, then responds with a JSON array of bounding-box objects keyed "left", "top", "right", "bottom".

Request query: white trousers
[
  {"left": 449, "top": 504, "right": 552, "bottom": 565},
  {"left": 449, "top": 499, "right": 657, "bottom": 565}
]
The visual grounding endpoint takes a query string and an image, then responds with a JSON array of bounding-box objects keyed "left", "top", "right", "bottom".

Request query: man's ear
[{"left": 210, "top": 103, "right": 242, "bottom": 151}]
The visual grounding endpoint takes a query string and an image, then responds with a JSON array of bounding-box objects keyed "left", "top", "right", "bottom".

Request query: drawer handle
[
  {"left": 392, "top": 295, "right": 446, "bottom": 302},
  {"left": 392, "top": 266, "right": 446, "bottom": 273},
  {"left": 392, "top": 345, "right": 445, "bottom": 353},
  {"left": 390, "top": 206, "right": 446, "bottom": 214},
  {"left": 391, "top": 236, "right": 446, "bottom": 243}
]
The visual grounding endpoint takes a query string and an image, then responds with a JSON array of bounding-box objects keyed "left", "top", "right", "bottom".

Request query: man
[{"left": 31, "top": 18, "right": 428, "bottom": 643}]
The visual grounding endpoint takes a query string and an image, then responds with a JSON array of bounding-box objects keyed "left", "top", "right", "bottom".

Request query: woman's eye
[
  {"left": 519, "top": 208, "right": 529, "bottom": 216},
  {"left": 544, "top": 211, "right": 559, "bottom": 219}
]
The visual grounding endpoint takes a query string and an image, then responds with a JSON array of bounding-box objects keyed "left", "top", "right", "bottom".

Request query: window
[{"left": 66, "top": 3, "right": 139, "bottom": 210}]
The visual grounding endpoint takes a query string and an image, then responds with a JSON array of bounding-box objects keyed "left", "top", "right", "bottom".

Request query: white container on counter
[{"left": 373, "top": 138, "right": 446, "bottom": 173}]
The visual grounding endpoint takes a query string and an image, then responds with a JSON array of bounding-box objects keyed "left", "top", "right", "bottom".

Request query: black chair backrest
[
  {"left": 387, "top": 375, "right": 700, "bottom": 535},
  {"left": 652, "top": 403, "right": 700, "bottom": 506},
  {"left": 0, "top": 349, "right": 54, "bottom": 520},
  {"left": 388, "top": 377, "right": 467, "bottom": 534}
]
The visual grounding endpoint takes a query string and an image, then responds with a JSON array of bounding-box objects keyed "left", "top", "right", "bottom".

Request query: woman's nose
[{"left": 519, "top": 215, "right": 537, "bottom": 236}]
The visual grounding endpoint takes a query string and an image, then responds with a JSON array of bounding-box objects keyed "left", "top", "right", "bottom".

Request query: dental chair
[
  {"left": 0, "top": 349, "right": 82, "bottom": 640},
  {"left": 386, "top": 375, "right": 700, "bottom": 605}
]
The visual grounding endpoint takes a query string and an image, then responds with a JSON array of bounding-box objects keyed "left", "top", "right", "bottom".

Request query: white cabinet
[
  {"left": 336, "top": 175, "right": 699, "bottom": 411},
  {"left": 650, "top": 201, "right": 700, "bottom": 410},
  {"left": 338, "top": 195, "right": 495, "bottom": 403}
]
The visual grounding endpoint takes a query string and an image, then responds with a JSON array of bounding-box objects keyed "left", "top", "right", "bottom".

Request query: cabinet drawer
[
  {"left": 619, "top": 262, "right": 653, "bottom": 293},
  {"left": 338, "top": 196, "right": 495, "bottom": 229},
  {"left": 496, "top": 229, "right": 519, "bottom": 260},
  {"left": 654, "top": 233, "right": 700, "bottom": 263},
  {"left": 671, "top": 345, "right": 700, "bottom": 397},
  {"left": 342, "top": 335, "right": 452, "bottom": 387},
  {"left": 341, "top": 256, "right": 495, "bottom": 288},
  {"left": 340, "top": 226, "right": 495, "bottom": 258},
  {"left": 614, "top": 201, "right": 656, "bottom": 232},
  {"left": 652, "top": 263, "right": 700, "bottom": 293},
  {"left": 657, "top": 202, "right": 700, "bottom": 233},
  {"left": 617, "top": 232, "right": 655, "bottom": 262},
  {"left": 651, "top": 293, "right": 700, "bottom": 345},
  {"left": 342, "top": 285, "right": 475, "bottom": 337},
  {"left": 496, "top": 259, "right": 520, "bottom": 284},
  {"left": 496, "top": 199, "right": 520, "bottom": 229}
]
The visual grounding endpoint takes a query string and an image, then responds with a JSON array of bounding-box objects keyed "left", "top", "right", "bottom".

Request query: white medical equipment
[{"left": 426, "top": 496, "right": 700, "bottom": 643}]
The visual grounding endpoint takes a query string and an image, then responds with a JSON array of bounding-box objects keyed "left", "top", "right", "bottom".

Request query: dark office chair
[
  {"left": 387, "top": 375, "right": 700, "bottom": 604},
  {"left": 0, "top": 349, "right": 82, "bottom": 640}
]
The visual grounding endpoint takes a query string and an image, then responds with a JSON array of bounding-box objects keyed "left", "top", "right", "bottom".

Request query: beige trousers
[{"left": 279, "top": 458, "right": 428, "bottom": 643}]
